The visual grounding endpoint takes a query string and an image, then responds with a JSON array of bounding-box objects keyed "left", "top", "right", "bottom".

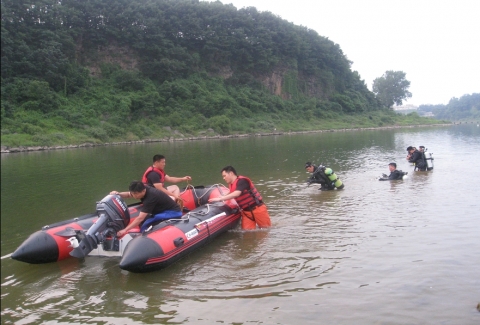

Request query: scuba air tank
[
  {"left": 324, "top": 168, "right": 344, "bottom": 189},
  {"left": 425, "top": 150, "right": 434, "bottom": 171}
]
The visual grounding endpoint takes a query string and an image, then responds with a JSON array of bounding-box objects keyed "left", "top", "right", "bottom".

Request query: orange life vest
[
  {"left": 229, "top": 176, "right": 263, "bottom": 210},
  {"left": 141, "top": 166, "right": 165, "bottom": 186}
]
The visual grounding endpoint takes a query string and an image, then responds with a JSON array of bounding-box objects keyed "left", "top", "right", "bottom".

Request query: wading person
[
  {"left": 379, "top": 162, "right": 407, "bottom": 181},
  {"left": 305, "top": 162, "right": 344, "bottom": 190},
  {"left": 208, "top": 166, "right": 271, "bottom": 230},
  {"left": 406, "top": 146, "right": 416, "bottom": 161},
  {"left": 110, "top": 181, "right": 182, "bottom": 236},
  {"left": 406, "top": 146, "right": 427, "bottom": 171}
]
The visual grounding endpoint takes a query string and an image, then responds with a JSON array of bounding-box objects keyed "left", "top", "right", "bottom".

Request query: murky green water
[{"left": 2, "top": 124, "right": 479, "bottom": 324}]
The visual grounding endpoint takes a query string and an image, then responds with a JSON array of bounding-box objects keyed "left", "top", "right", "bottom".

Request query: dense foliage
[
  {"left": 1, "top": 0, "right": 437, "bottom": 147},
  {"left": 418, "top": 93, "right": 480, "bottom": 121},
  {"left": 372, "top": 71, "right": 412, "bottom": 108}
]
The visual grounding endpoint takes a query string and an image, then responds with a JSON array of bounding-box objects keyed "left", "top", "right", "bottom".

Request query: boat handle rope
[{"left": 179, "top": 183, "right": 230, "bottom": 202}]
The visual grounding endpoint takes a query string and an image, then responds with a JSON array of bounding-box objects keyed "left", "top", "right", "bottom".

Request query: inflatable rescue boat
[{"left": 11, "top": 185, "right": 241, "bottom": 273}]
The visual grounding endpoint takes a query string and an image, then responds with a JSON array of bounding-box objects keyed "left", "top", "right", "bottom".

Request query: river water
[{"left": 1, "top": 124, "right": 479, "bottom": 325}]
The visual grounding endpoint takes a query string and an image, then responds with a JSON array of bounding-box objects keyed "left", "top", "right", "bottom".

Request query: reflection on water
[{"left": 2, "top": 125, "right": 480, "bottom": 324}]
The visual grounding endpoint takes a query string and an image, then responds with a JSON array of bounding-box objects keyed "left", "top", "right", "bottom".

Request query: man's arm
[
  {"left": 307, "top": 175, "right": 319, "bottom": 184},
  {"left": 110, "top": 191, "right": 133, "bottom": 199},
  {"left": 208, "top": 190, "right": 241, "bottom": 202},
  {"left": 164, "top": 175, "right": 192, "bottom": 184},
  {"left": 117, "top": 212, "right": 149, "bottom": 237},
  {"left": 209, "top": 178, "right": 248, "bottom": 202},
  {"left": 409, "top": 151, "right": 420, "bottom": 163}
]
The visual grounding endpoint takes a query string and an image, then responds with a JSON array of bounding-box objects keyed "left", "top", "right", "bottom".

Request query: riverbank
[{"left": 1, "top": 123, "right": 453, "bottom": 154}]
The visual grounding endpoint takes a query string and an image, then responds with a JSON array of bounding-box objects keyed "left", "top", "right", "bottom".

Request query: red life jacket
[
  {"left": 229, "top": 176, "right": 263, "bottom": 210},
  {"left": 141, "top": 166, "right": 165, "bottom": 186}
]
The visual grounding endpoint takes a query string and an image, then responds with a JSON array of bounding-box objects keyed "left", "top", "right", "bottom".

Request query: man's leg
[
  {"left": 241, "top": 210, "right": 257, "bottom": 230},
  {"left": 252, "top": 205, "right": 271, "bottom": 228},
  {"left": 166, "top": 185, "right": 180, "bottom": 200}
]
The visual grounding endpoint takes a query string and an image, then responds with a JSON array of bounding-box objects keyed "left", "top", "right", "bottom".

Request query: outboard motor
[{"left": 70, "top": 195, "right": 130, "bottom": 259}]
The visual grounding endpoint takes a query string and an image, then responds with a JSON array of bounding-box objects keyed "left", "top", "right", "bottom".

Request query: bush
[
  {"left": 53, "top": 133, "right": 66, "bottom": 140},
  {"left": 380, "top": 116, "right": 394, "bottom": 124},
  {"left": 21, "top": 123, "right": 43, "bottom": 135},
  {"left": 87, "top": 127, "right": 109, "bottom": 141},
  {"left": 113, "top": 70, "right": 147, "bottom": 92},
  {"left": 178, "top": 124, "right": 196, "bottom": 135},
  {"left": 103, "top": 122, "right": 126, "bottom": 138},
  {"left": 255, "top": 120, "right": 275, "bottom": 131},
  {"left": 32, "top": 134, "right": 53, "bottom": 146},
  {"left": 208, "top": 115, "right": 231, "bottom": 135},
  {"left": 131, "top": 124, "right": 153, "bottom": 138}
]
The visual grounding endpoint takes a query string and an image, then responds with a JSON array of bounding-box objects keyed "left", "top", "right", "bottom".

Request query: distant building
[
  {"left": 393, "top": 104, "right": 418, "bottom": 111},
  {"left": 421, "top": 112, "right": 435, "bottom": 117},
  {"left": 393, "top": 104, "right": 418, "bottom": 115}
]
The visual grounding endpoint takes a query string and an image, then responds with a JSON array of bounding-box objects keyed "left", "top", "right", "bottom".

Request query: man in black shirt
[{"left": 110, "top": 181, "right": 182, "bottom": 236}]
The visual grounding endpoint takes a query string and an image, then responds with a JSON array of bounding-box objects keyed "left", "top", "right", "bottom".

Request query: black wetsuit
[
  {"left": 379, "top": 170, "right": 405, "bottom": 181},
  {"left": 409, "top": 150, "right": 427, "bottom": 171},
  {"left": 307, "top": 166, "right": 335, "bottom": 190}
]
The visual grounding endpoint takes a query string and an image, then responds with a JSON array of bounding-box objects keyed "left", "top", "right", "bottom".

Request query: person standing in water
[
  {"left": 379, "top": 162, "right": 407, "bottom": 181},
  {"left": 208, "top": 166, "right": 271, "bottom": 230}
]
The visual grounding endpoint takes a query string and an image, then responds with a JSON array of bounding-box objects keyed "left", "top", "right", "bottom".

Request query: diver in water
[
  {"left": 419, "top": 146, "right": 434, "bottom": 170},
  {"left": 406, "top": 146, "right": 416, "bottom": 161},
  {"left": 305, "top": 162, "right": 344, "bottom": 190},
  {"left": 379, "top": 162, "right": 408, "bottom": 181},
  {"left": 407, "top": 146, "right": 427, "bottom": 171}
]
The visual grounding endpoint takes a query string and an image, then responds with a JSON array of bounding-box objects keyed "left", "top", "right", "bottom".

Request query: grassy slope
[{"left": 1, "top": 110, "right": 449, "bottom": 148}]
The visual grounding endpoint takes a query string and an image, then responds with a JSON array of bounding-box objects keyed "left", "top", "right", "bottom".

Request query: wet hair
[
  {"left": 153, "top": 154, "right": 165, "bottom": 163},
  {"left": 305, "top": 162, "right": 313, "bottom": 168},
  {"left": 406, "top": 146, "right": 414, "bottom": 151},
  {"left": 129, "top": 181, "right": 146, "bottom": 193},
  {"left": 389, "top": 162, "right": 397, "bottom": 168},
  {"left": 221, "top": 166, "right": 237, "bottom": 176}
]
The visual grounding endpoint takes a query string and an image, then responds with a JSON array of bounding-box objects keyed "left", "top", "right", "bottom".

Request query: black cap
[
  {"left": 406, "top": 146, "right": 414, "bottom": 151},
  {"left": 305, "top": 162, "right": 313, "bottom": 168}
]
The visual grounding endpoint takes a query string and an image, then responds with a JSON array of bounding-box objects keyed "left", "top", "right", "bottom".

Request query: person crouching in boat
[
  {"left": 110, "top": 181, "right": 182, "bottom": 237},
  {"left": 379, "top": 162, "right": 407, "bottom": 181},
  {"left": 305, "top": 162, "right": 344, "bottom": 190},
  {"left": 208, "top": 166, "right": 271, "bottom": 230}
]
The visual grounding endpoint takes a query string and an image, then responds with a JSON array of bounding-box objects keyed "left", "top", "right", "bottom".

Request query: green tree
[
  {"left": 372, "top": 71, "right": 412, "bottom": 108},
  {"left": 425, "top": 93, "right": 480, "bottom": 121}
]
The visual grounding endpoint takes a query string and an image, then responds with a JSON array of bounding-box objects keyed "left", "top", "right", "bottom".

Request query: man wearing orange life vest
[
  {"left": 209, "top": 166, "right": 271, "bottom": 230},
  {"left": 142, "top": 154, "right": 192, "bottom": 201}
]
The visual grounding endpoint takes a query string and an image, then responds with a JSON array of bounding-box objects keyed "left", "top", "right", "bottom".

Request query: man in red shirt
[{"left": 209, "top": 166, "right": 271, "bottom": 230}]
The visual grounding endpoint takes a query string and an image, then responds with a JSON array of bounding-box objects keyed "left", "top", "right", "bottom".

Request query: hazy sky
[{"left": 202, "top": 0, "right": 479, "bottom": 106}]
